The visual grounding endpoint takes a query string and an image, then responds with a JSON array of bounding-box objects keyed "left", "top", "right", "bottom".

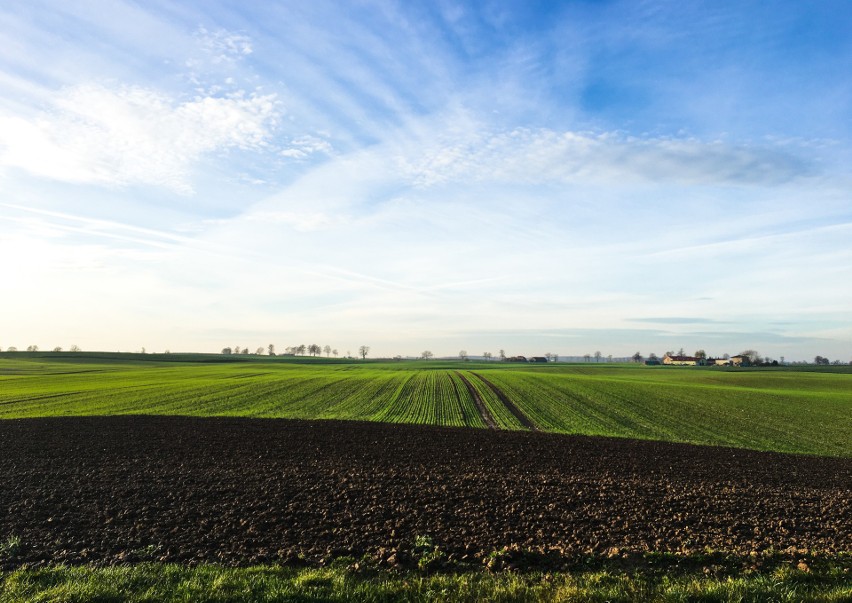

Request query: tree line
[{"left": 221, "top": 344, "right": 371, "bottom": 360}]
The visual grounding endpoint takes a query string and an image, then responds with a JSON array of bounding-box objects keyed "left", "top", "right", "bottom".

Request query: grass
[
  {"left": 2, "top": 561, "right": 851, "bottom": 602},
  {"left": 0, "top": 352, "right": 850, "bottom": 457}
]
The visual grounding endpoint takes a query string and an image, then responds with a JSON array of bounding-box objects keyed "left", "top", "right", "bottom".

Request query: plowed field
[{"left": 1, "top": 416, "right": 849, "bottom": 569}]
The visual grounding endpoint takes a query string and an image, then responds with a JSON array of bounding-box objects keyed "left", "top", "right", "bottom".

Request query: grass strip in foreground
[{"left": 2, "top": 560, "right": 851, "bottom": 603}]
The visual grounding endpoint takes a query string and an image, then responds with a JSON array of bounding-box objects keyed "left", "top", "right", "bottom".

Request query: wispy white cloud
[
  {"left": 393, "top": 122, "right": 816, "bottom": 188},
  {"left": 194, "top": 26, "right": 253, "bottom": 63},
  {"left": 0, "top": 84, "right": 280, "bottom": 193}
]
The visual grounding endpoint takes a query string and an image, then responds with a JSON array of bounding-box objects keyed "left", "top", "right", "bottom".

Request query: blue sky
[{"left": 1, "top": 1, "right": 850, "bottom": 360}]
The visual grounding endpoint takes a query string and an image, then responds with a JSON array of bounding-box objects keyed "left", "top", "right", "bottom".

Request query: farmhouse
[
  {"left": 662, "top": 354, "right": 700, "bottom": 366},
  {"left": 730, "top": 355, "right": 750, "bottom": 367}
]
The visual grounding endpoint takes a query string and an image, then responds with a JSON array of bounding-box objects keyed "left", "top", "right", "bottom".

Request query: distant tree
[
  {"left": 584, "top": 353, "right": 591, "bottom": 362},
  {"left": 26, "top": 345, "right": 39, "bottom": 352},
  {"left": 164, "top": 350, "right": 170, "bottom": 354},
  {"left": 346, "top": 350, "right": 351, "bottom": 358},
  {"left": 694, "top": 349, "right": 707, "bottom": 359},
  {"left": 359, "top": 345, "right": 370, "bottom": 360},
  {"left": 421, "top": 350, "right": 434, "bottom": 360},
  {"left": 255, "top": 347, "right": 264, "bottom": 355},
  {"left": 499, "top": 349, "right": 506, "bottom": 361},
  {"left": 221, "top": 347, "right": 233, "bottom": 355},
  {"left": 140, "top": 347, "right": 146, "bottom": 354},
  {"left": 632, "top": 352, "right": 643, "bottom": 363},
  {"left": 268, "top": 344, "right": 275, "bottom": 356},
  {"left": 308, "top": 344, "right": 321, "bottom": 356},
  {"left": 296, "top": 344, "right": 307, "bottom": 355},
  {"left": 677, "top": 347, "right": 685, "bottom": 356},
  {"left": 594, "top": 351, "right": 602, "bottom": 363},
  {"left": 739, "top": 350, "right": 762, "bottom": 365},
  {"left": 70, "top": 345, "right": 81, "bottom": 352},
  {"left": 649, "top": 352, "right": 658, "bottom": 360},
  {"left": 234, "top": 346, "right": 241, "bottom": 355},
  {"left": 241, "top": 347, "right": 249, "bottom": 354},
  {"left": 607, "top": 354, "right": 612, "bottom": 363},
  {"left": 324, "top": 345, "right": 331, "bottom": 357},
  {"left": 332, "top": 349, "right": 338, "bottom": 358},
  {"left": 553, "top": 354, "right": 559, "bottom": 362},
  {"left": 459, "top": 350, "right": 468, "bottom": 361},
  {"left": 53, "top": 346, "right": 62, "bottom": 352},
  {"left": 483, "top": 352, "right": 492, "bottom": 361},
  {"left": 7, "top": 347, "right": 17, "bottom": 352},
  {"left": 544, "top": 353, "right": 552, "bottom": 362},
  {"left": 814, "top": 355, "right": 830, "bottom": 366}
]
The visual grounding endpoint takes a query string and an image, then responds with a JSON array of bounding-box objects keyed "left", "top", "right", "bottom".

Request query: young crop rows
[{"left": 1, "top": 356, "right": 850, "bottom": 456}]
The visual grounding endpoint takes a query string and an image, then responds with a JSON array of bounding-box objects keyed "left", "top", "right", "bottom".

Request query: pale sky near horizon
[{"left": 1, "top": 1, "right": 850, "bottom": 361}]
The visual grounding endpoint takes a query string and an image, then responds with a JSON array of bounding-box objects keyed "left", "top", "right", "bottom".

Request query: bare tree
[
  {"left": 323, "top": 345, "right": 331, "bottom": 357},
  {"left": 296, "top": 344, "right": 307, "bottom": 356},
  {"left": 222, "top": 347, "right": 233, "bottom": 355},
  {"left": 240, "top": 347, "right": 249, "bottom": 355},
  {"left": 632, "top": 352, "right": 643, "bottom": 363},
  {"left": 255, "top": 347, "right": 265, "bottom": 355},
  {"left": 677, "top": 347, "right": 685, "bottom": 356},
  {"left": 607, "top": 354, "right": 612, "bottom": 363},
  {"left": 268, "top": 344, "right": 275, "bottom": 356},
  {"left": 332, "top": 349, "right": 338, "bottom": 358},
  {"left": 483, "top": 351, "right": 492, "bottom": 361},
  {"left": 584, "top": 353, "right": 591, "bottom": 363},
  {"left": 26, "top": 345, "right": 39, "bottom": 352},
  {"left": 358, "top": 345, "right": 370, "bottom": 360},
  {"left": 70, "top": 345, "right": 81, "bottom": 352},
  {"left": 694, "top": 349, "right": 707, "bottom": 359},
  {"left": 594, "top": 351, "right": 602, "bottom": 363},
  {"left": 53, "top": 346, "right": 62, "bottom": 352},
  {"left": 234, "top": 346, "right": 241, "bottom": 354},
  {"left": 739, "top": 350, "right": 762, "bottom": 365},
  {"left": 499, "top": 349, "right": 506, "bottom": 361},
  {"left": 421, "top": 350, "right": 434, "bottom": 360},
  {"left": 7, "top": 347, "right": 17, "bottom": 352},
  {"left": 553, "top": 354, "right": 559, "bottom": 362},
  {"left": 459, "top": 350, "right": 468, "bottom": 361}
]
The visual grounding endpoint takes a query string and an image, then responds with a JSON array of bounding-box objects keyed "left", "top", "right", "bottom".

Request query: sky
[{"left": 1, "top": 1, "right": 851, "bottom": 361}]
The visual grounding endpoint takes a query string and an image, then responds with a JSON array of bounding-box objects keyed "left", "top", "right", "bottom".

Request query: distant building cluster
[
  {"left": 505, "top": 356, "right": 549, "bottom": 363},
  {"left": 651, "top": 353, "right": 750, "bottom": 367}
]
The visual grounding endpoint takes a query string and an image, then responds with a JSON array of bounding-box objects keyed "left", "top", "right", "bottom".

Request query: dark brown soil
[{"left": 1, "top": 416, "right": 849, "bottom": 568}]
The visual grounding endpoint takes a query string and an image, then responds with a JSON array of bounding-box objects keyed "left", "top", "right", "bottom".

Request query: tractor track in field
[
  {"left": 471, "top": 372, "right": 538, "bottom": 431},
  {"left": 2, "top": 416, "right": 849, "bottom": 570},
  {"left": 454, "top": 371, "right": 498, "bottom": 430}
]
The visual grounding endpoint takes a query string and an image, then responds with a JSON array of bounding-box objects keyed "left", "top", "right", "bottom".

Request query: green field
[{"left": 1, "top": 352, "right": 850, "bottom": 457}]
